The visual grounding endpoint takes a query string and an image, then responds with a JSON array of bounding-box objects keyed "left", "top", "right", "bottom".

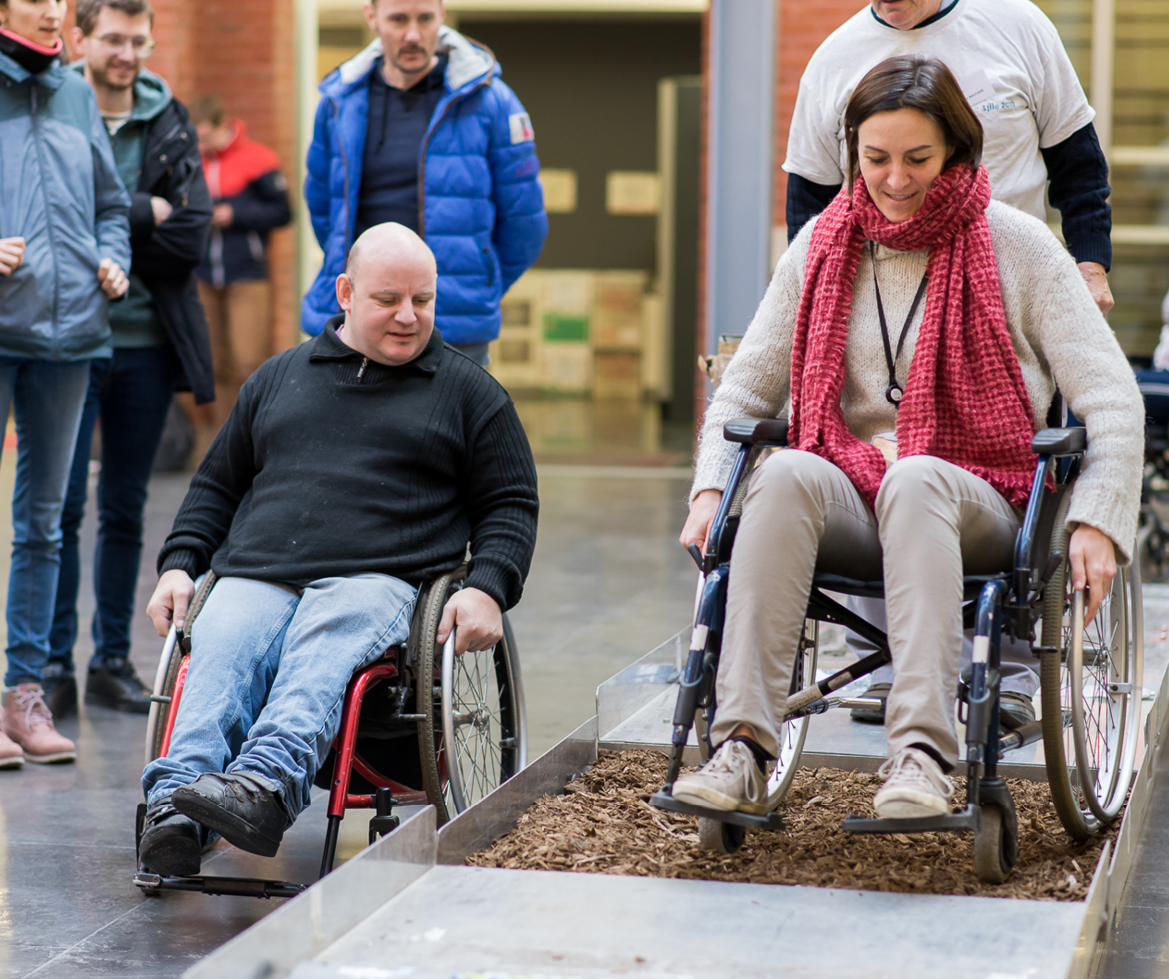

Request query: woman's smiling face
[
  {"left": 857, "top": 107, "right": 952, "bottom": 222},
  {"left": 0, "top": 0, "right": 67, "bottom": 47}
]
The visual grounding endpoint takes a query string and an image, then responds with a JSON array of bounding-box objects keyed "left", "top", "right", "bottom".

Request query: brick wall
[
  {"left": 65, "top": 0, "right": 300, "bottom": 351},
  {"left": 774, "top": 0, "right": 861, "bottom": 230}
]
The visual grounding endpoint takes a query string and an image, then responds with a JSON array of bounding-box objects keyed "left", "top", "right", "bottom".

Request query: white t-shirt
[{"left": 782, "top": 0, "right": 1094, "bottom": 221}]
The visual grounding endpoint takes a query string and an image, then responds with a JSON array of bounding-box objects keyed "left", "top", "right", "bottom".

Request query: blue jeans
[
  {"left": 49, "top": 347, "right": 180, "bottom": 673},
  {"left": 0, "top": 357, "right": 93, "bottom": 687},
  {"left": 142, "top": 574, "right": 417, "bottom": 818}
]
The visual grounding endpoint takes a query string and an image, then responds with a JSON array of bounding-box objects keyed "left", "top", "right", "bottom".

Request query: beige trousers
[
  {"left": 198, "top": 279, "right": 273, "bottom": 388},
  {"left": 710, "top": 450, "right": 1020, "bottom": 768}
]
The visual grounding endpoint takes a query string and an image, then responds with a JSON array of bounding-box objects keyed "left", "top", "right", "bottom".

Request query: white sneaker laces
[
  {"left": 703, "top": 741, "right": 759, "bottom": 777},
  {"left": 878, "top": 749, "right": 955, "bottom": 800},
  {"left": 13, "top": 687, "right": 53, "bottom": 730}
]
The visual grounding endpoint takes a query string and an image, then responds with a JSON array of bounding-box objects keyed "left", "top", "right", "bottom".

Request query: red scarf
[{"left": 787, "top": 164, "right": 1036, "bottom": 509}]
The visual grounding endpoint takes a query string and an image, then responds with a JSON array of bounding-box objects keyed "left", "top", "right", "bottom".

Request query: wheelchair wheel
[
  {"left": 144, "top": 573, "right": 215, "bottom": 766},
  {"left": 766, "top": 618, "right": 819, "bottom": 809},
  {"left": 416, "top": 573, "right": 527, "bottom": 824},
  {"left": 698, "top": 816, "right": 745, "bottom": 854},
  {"left": 1040, "top": 501, "right": 1143, "bottom": 841},
  {"left": 973, "top": 805, "right": 1012, "bottom": 884}
]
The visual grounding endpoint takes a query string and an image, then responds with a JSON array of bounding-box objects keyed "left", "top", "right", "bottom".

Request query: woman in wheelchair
[{"left": 674, "top": 55, "right": 1143, "bottom": 820}]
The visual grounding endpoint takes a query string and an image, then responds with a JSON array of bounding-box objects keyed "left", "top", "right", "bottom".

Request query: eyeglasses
[{"left": 94, "top": 33, "right": 156, "bottom": 56}]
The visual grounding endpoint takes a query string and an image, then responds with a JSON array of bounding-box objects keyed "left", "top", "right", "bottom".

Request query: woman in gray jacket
[{"left": 0, "top": 0, "right": 130, "bottom": 766}]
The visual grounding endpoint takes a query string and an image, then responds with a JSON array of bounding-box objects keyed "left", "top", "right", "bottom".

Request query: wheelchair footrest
[
  {"left": 650, "top": 790, "right": 785, "bottom": 831},
  {"left": 840, "top": 805, "right": 981, "bottom": 835},
  {"left": 133, "top": 871, "right": 307, "bottom": 899}
]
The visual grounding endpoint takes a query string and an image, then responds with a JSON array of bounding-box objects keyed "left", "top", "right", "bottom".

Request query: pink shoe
[
  {"left": 2, "top": 685, "right": 75, "bottom": 764},
  {"left": 0, "top": 714, "right": 22, "bottom": 769}
]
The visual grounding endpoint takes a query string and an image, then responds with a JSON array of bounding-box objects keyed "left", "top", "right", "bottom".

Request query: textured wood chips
[{"left": 467, "top": 749, "right": 1119, "bottom": 901}]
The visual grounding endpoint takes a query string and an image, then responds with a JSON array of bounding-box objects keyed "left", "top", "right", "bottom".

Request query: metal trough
[{"left": 184, "top": 592, "right": 1169, "bottom": 979}]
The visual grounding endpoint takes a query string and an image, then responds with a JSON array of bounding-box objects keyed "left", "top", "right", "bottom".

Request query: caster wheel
[
  {"left": 973, "top": 805, "right": 1013, "bottom": 883},
  {"left": 698, "top": 816, "right": 746, "bottom": 854}
]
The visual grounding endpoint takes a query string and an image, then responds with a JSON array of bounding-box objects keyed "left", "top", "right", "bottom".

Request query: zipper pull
[{"left": 357, "top": 356, "right": 368, "bottom": 382}]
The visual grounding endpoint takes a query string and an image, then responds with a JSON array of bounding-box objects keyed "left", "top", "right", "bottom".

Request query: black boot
[
  {"left": 85, "top": 657, "right": 152, "bottom": 714},
  {"left": 138, "top": 797, "right": 203, "bottom": 877},
  {"left": 172, "top": 772, "right": 291, "bottom": 858},
  {"left": 41, "top": 664, "right": 78, "bottom": 720}
]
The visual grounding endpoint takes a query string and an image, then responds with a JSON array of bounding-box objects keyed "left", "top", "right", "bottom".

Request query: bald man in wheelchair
[{"left": 137, "top": 224, "right": 539, "bottom": 877}]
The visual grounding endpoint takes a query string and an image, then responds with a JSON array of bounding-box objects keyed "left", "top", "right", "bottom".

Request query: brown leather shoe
[
  {"left": 0, "top": 715, "right": 23, "bottom": 769},
  {"left": 2, "top": 685, "right": 76, "bottom": 764}
]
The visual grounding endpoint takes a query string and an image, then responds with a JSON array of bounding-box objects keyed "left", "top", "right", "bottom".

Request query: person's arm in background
[
  {"left": 786, "top": 174, "right": 842, "bottom": 244},
  {"left": 88, "top": 96, "right": 131, "bottom": 298},
  {"left": 1041, "top": 122, "right": 1113, "bottom": 315},
  {"left": 129, "top": 109, "right": 213, "bottom": 280},
  {"left": 220, "top": 171, "right": 292, "bottom": 233},
  {"left": 486, "top": 81, "right": 547, "bottom": 294},
  {"left": 305, "top": 98, "right": 336, "bottom": 250}
]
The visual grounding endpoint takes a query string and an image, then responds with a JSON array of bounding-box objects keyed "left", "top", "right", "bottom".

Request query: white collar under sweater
[{"left": 692, "top": 199, "right": 1144, "bottom": 560}]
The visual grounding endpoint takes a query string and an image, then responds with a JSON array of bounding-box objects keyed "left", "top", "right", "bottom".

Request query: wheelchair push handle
[{"left": 723, "top": 417, "right": 789, "bottom": 447}]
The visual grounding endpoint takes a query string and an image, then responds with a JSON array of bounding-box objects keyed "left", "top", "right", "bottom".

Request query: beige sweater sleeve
[
  {"left": 1009, "top": 222, "right": 1144, "bottom": 563},
  {"left": 690, "top": 224, "right": 811, "bottom": 502}
]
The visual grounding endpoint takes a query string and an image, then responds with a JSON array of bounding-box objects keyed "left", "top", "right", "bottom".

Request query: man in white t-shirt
[
  {"left": 784, "top": 0, "right": 1114, "bottom": 727},
  {"left": 785, "top": 0, "right": 1113, "bottom": 314}
]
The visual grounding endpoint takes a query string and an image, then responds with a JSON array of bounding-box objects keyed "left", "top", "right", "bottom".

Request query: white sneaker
[
  {"left": 671, "top": 740, "right": 770, "bottom": 814},
  {"left": 874, "top": 746, "right": 955, "bottom": 818}
]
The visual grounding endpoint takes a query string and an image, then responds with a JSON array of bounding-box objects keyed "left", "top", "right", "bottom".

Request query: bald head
[
  {"left": 345, "top": 222, "right": 436, "bottom": 283},
  {"left": 335, "top": 223, "right": 439, "bottom": 366}
]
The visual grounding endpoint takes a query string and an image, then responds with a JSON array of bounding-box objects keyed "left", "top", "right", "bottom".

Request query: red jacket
[{"left": 197, "top": 120, "right": 291, "bottom": 285}]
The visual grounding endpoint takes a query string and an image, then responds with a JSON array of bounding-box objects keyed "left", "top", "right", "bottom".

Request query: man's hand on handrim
[
  {"left": 147, "top": 569, "right": 196, "bottom": 638},
  {"left": 437, "top": 587, "right": 503, "bottom": 655}
]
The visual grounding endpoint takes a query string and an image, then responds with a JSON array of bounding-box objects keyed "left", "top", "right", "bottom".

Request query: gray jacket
[{"left": 0, "top": 51, "right": 131, "bottom": 360}]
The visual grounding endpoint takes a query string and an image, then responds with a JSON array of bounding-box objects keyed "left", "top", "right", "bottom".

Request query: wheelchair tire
[
  {"left": 698, "top": 816, "right": 745, "bottom": 854},
  {"left": 766, "top": 619, "right": 819, "bottom": 810},
  {"left": 144, "top": 573, "right": 216, "bottom": 767},
  {"left": 1040, "top": 499, "right": 1143, "bottom": 841},
  {"left": 416, "top": 571, "right": 527, "bottom": 824},
  {"left": 973, "top": 805, "right": 1012, "bottom": 884}
]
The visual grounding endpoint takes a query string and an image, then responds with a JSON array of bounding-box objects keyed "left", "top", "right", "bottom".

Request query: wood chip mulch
[{"left": 467, "top": 749, "right": 1119, "bottom": 901}]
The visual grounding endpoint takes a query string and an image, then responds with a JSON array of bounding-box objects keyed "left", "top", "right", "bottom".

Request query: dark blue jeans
[{"left": 49, "top": 347, "right": 180, "bottom": 674}]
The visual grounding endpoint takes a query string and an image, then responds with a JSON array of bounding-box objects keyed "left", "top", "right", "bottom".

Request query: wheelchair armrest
[
  {"left": 1031, "top": 427, "right": 1086, "bottom": 457},
  {"left": 723, "top": 418, "right": 789, "bottom": 447}
]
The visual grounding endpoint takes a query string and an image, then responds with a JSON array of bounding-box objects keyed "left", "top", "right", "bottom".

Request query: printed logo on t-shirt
[
  {"left": 958, "top": 68, "right": 995, "bottom": 108},
  {"left": 509, "top": 112, "right": 535, "bottom": 144}
]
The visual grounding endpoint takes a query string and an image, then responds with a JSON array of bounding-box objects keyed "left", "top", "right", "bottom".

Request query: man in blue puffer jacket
[{"left": 304, "top": 0, "right": 546, "bottom": 364}]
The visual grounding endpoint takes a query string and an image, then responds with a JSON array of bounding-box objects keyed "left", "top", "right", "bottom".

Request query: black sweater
[{"left": 157, "top": 319, "right": 539, "bottom": 610}]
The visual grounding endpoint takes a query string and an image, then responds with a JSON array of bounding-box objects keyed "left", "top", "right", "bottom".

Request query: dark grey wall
[{"left": 458, "top": 18, "right": 702, "bottom": 271}]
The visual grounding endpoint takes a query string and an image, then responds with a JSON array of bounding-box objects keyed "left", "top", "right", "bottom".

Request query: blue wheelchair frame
[{"left": 652, "top": 418, "right": 1090, "bottom": 877}]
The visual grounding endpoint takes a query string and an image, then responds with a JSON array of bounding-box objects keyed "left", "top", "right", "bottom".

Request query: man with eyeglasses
[{"left": 42, "top": 0, "right": 214, "bottom": 718}]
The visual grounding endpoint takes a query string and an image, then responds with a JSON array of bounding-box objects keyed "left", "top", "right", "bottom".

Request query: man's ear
[
  {"left": 336, "top": 273, "right": 354, "bottom": 312},
  {"left": 362, "top": 3, "right": 377, "bottom": 31},
  {"left": 70, "top": 27, "right": 85, "bottom": 55}
]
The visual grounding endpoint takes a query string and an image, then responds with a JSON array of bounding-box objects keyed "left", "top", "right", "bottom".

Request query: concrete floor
[{"left": 0, "top": 459, "right": 696, "bottom": 978}]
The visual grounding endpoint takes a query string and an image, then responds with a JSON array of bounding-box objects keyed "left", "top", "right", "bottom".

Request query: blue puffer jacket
[
  {"left": 0, "top": 50, "right": 131, "bottom": 360},
  {"left": 304, "top": 27, "right": 547, "bottom": 342}
]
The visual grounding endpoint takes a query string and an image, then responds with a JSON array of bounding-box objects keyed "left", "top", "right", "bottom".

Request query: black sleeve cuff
[
  {"left": 1064, "top": 236, "right": 1112, "bottom": 272},
  {"left": 158, "top": 549, "right": 201, "bottom": 579},
  {"left": 464, "top": 561, "right": 514, "bottom": 613},
  {"left": 129, "top": 192, "right": 156, "bottom": 240}
]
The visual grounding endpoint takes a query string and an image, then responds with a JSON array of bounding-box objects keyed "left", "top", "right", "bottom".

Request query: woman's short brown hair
[{"left": 844, "top": 55, "right": 983, "bottom": 190}]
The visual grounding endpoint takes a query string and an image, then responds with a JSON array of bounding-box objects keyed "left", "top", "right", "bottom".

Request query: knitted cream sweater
[{"left": 693, "top": 200, "right": 1144, "bottom": 560}]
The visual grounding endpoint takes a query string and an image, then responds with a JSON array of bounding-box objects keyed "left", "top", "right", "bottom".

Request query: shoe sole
[
  {"left": 83, "top": 693, "right": 151, "bottom": 715},
  {"left": 0, "top": 756, "right": 23, "bottom": 769},
  {"left": 171, "top": 792, "right": 282, "bottom": 858},
  {"left": 873, "top": 791, "right": 950, "bottom": 820},
  {"left": 672, "top": 783, "right": 769, "bottom": 816},
  {"left": 140, "top": 835, "right": 202, "bottom": 878},
  {"left": 23, "top": 751, "right": 76, "bottom": 764}
]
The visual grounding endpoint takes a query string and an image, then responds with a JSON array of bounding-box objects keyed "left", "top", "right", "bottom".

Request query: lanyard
[{"left": 870, "top": 241, "right": 928, "bottom": 407}]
